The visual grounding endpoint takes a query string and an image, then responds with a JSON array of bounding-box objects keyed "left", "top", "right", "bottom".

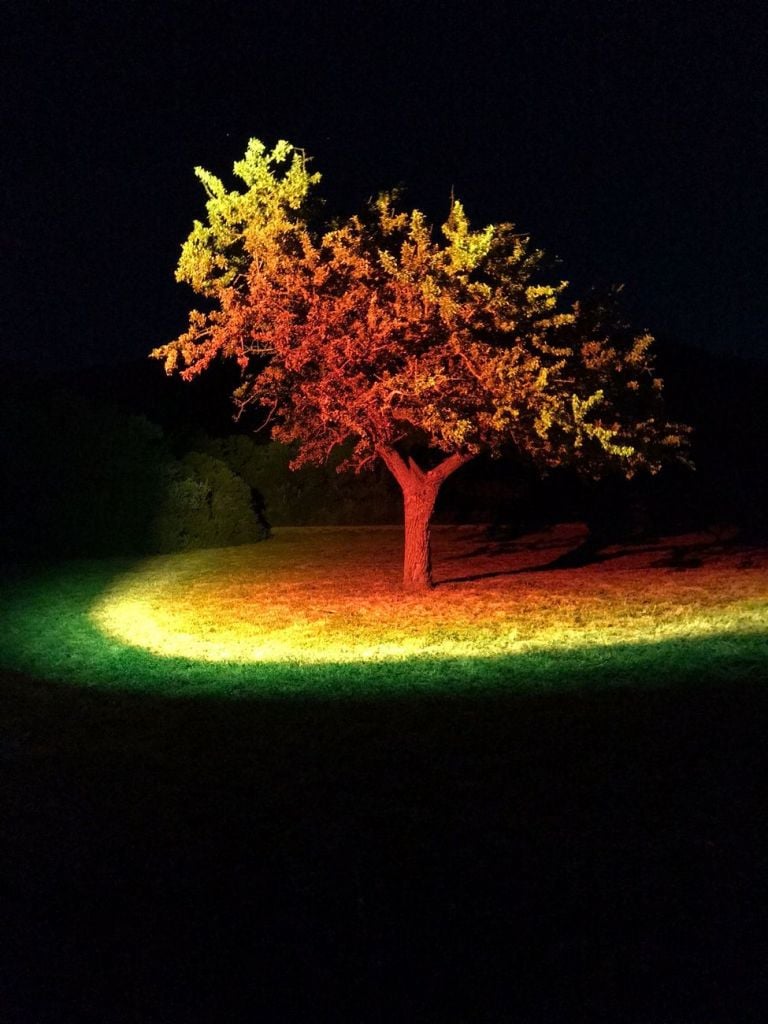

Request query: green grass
[
  {"left": 1, "top": 524, "right": 766, "bottom": 699},
  {"left": 3, "top": 525, "right": 767, "bottom": 1021}
]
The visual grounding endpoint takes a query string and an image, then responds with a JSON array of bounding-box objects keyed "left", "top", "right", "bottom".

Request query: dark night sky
[{"left": 3, "top": 0, "right": 766, "bottom": 370}]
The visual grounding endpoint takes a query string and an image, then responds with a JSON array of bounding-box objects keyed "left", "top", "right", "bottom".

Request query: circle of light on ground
[{"left": 90, "top": 525, "right": 768, "bottom": 664}]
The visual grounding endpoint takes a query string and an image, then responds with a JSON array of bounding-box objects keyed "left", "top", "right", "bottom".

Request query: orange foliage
[{"left": 153, "top": 139, "right": 689, "bottom": 482}]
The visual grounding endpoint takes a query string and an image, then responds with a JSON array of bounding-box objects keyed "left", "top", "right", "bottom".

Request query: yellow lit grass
[{"left": 91, "top": 525, "right": 768, "bottom": 664}]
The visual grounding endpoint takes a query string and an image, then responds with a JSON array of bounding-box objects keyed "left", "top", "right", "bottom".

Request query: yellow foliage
[{"left": 153, "top": 137, "right": 690, "bottom": 480}]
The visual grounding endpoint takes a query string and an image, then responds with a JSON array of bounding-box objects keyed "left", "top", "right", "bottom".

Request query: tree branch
[
  {"left": 427, "top": 451, "right": 475, "bottom": 486},
  {"left": 407, "top": 455, "right": 426, "bottom": 481},
  {"left": 377, "top": 445, "right": 474, "bottom": 492},
  {"left": 375, "top": 444, "right": 411, "bottom": 488}
]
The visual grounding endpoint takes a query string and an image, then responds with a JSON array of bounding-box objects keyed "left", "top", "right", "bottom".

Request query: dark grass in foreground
[
  {"left": 3, "top": 667, "right": 766, "bottom": 1022},
  {"left": 1, "top": 529, "right": 767, "bottom": 1021}
]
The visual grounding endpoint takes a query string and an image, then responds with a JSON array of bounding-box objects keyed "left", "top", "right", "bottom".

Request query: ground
[{"left": 1, "top": 525, "right": 767, "bottom": 1021}]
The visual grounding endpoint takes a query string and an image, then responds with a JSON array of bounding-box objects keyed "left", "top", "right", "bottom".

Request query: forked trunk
[{"left": 376, "top": 445, "right": 474, "bottom": 591}]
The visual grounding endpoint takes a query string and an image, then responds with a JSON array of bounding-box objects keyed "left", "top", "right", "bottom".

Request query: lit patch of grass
[
  {"left": 1, "top": 525, "right": 766, "bottom": 698},
  {"left": 91, "top": 525, "right": 768, "bottom": 660}
]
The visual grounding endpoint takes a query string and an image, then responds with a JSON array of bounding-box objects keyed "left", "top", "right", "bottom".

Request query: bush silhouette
[
  {"left": 200, "top": 435, "right": 401, "bottom": 526},
  {"left": 149, "top": 451, "right": 262, "bottom": 552},
  {"left": 0, "top": 377, "right": 264, "bottom": 559}
]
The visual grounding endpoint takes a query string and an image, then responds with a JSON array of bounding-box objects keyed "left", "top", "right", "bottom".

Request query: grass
[
  {"left": 2, "top": 524, "right": 767, "bottom": 1021},
  {"left": 1, "top": 523, "right": 766, "bottom": 698}
]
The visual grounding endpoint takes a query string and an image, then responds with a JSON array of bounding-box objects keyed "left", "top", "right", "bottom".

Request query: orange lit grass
[{"left": 90, "top": 525, "right": 768, "bottom": 664}]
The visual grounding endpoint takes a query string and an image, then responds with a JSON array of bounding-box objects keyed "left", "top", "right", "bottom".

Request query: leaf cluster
[{"left": 153, "top": 139, "right": 689, "bottom": 478}]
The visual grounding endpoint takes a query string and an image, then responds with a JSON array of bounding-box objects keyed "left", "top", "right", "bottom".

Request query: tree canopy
[{"left": 153, "top": 139, "right": 689, "bottom": 587}]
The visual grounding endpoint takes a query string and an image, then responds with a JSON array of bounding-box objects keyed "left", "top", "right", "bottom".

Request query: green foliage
[
  {"left": 148, "top": 451, "right": 263, "bottom": 552},
  {"left": 175, "top": 139, "right": 320, "bottom": 300},
  {"left": 200, "top": 435, "right": 401, "bottom": 525}
]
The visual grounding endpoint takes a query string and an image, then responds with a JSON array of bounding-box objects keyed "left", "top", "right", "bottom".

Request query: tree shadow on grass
[{"left": 438, "top": 532, "right": 739, "bottom": 585}]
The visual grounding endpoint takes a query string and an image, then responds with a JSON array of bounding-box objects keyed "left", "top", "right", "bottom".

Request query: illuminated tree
[{"left": 153, "top": 139, "right": 688, "bottom": 590}]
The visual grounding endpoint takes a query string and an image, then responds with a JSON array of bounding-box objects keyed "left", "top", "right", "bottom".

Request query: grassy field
[
  {"left": 2, "top": 525, "right": 767, "bottom": 1021},
  {"left": 2, "top": 523, "right": 767, "bottom": 698}
]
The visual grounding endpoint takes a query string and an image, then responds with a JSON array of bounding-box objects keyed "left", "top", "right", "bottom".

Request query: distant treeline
[{"left": 1, "top": 345, "right": 765, "bottom": 561}]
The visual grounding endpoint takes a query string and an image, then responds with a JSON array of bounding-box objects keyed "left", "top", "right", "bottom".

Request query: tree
[{"left": 152, "top": 139, "right": 689, "bottom": 589}]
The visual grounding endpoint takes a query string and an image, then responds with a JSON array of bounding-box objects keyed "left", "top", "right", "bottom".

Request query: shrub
[
  {"left": 0, "top": 377, "right": 265, "bottom": 559},
  {"left": 149, "top": 451, "right": 262, "bottom": 552},
  {"left": 200, "top": 435, "right": 402, "bottom": 525}
]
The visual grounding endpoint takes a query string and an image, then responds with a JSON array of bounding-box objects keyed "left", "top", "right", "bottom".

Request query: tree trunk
[
  {"left": 376, "top": 445, "right": 474, "bottom": 591},
  {"left": 402, "top": 479, "right": 439, "bottom": 591}
]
